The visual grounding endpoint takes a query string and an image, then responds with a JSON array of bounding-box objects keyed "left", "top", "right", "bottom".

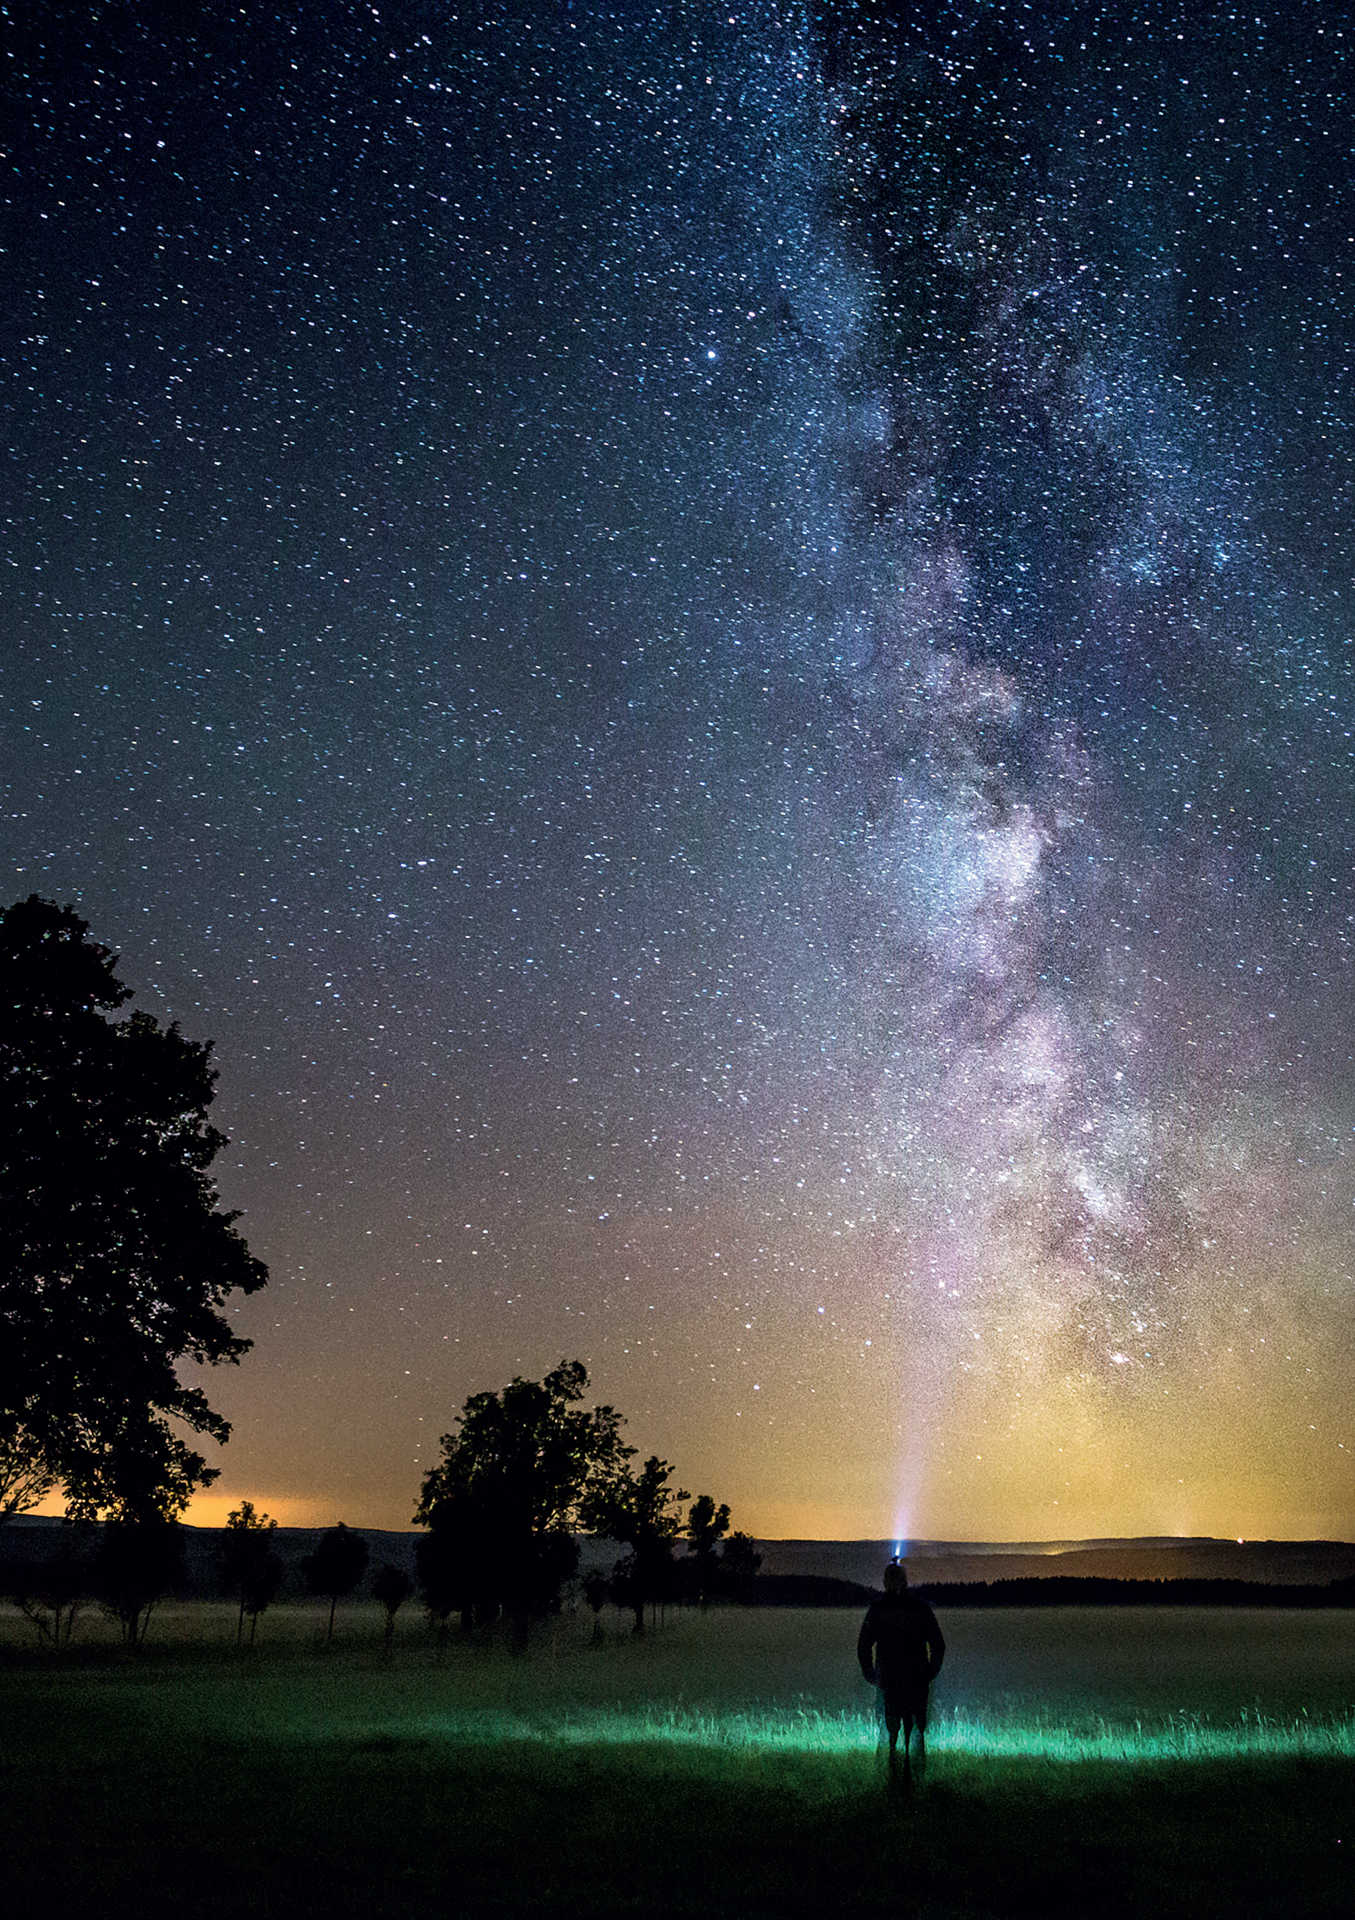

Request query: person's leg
[
  {"left": 913, "top": 1687, "right": 929, "bottom": 1782},
  {"left": 886, "top": 1715, "right": 908, "bottom": 1793}
]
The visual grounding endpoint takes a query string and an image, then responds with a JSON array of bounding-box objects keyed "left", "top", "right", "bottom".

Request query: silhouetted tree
[
  {"left": 686, "top": 1493, "right": 732, "bottom": 1606},
  {"left": 305, "top": 1523, "right": 369, "bottom": 1642},
  {"left": 721, "top": 1530, "right": 763, "bottom": 1602},
  {"left": 240, "top": 1549, "right": 283, "bottom": 1643},
  {"left": 372, "top": 1562, "right": 414, "bottom": 1648},
  {"left": 591, "top": 1455, "right": 688, "bottom": 1635},
  {"left": 8, "top": 1523, "right": 94, "bottom": 1646},
  {"left": 93, "top": 1516, "right": 185, "bottom": 1648},
  {"left": 414, "top": 1360, "right": 632, "bottom": 1645},
  {"left": 0, "top": 896, "right": 268, "bottom": 1521},
  {"left": 219, "top": 1502, "right": 283, "bottom": 1645}
]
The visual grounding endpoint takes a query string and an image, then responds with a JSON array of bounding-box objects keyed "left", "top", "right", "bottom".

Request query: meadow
[{"left": 1, "top": 1600, "right": 1350, "bottom": 1918}]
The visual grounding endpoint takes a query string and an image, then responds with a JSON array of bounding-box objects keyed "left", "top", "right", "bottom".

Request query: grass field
[{"left": 2, "top": 1601, "right": 1351, "bottom": 1917}]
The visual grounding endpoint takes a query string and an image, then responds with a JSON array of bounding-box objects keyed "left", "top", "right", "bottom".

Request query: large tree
[
  {"left": 413, "top": 1359, "right": 632, "bottom": 1639},
  {"left": 0, "top": 895, "right": 268, "bottom": 1520}
]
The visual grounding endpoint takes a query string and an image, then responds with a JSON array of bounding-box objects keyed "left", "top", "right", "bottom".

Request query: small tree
[
  {"left": 240, "top": 1548, "right": 283, "bottom": 1645},
  {"left": 93, "top": 1516, "right": 185, "bottom": 1648},
  {"left": 219, "top": 1502, "right": 283, "bottom": 1645},
  {"left": 372, "top": 1562, "right": 414, "bottom": 1649},
  {"left": 8, "top": 1525, "right": 94, "bottom": 1647},
  {"left": 721, "top": 1530, "right": 762, "bottom": 1603},
  {"left": 686, "top": 1493, "right": 732, "bottom": 1606},
  {"left": 304, "top": 1523, "right": 369, "bottom": 1643},
  {"left": 590, "top": 1455, "right": 688, "bottom": 1635}
]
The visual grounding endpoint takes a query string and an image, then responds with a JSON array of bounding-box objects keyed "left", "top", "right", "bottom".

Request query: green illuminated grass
[
  {"left": 2, "top": 1605, "right": 1351, "bottom": 1917},
  {"left": 395, "top": 1701, "right": 1355, "bottom": 1764}
]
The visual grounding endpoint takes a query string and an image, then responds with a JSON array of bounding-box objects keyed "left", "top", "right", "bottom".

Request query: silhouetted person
[{"left": 858, "top": 1559, "right": 945, "bottom": 1784}]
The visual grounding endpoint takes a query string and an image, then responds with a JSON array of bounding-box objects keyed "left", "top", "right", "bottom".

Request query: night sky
[{"left": 6, "top": 0, "right": 1353, "bottom": 1541}]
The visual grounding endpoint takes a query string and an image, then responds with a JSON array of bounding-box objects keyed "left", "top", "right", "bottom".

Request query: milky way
[{"left": 5, "top": 1, "right": 1352, "bottom": 1537}]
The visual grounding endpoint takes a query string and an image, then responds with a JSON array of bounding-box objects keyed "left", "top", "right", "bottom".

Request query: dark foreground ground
[{"left": 1, "top": 1604, "right": 1350, "bottom": 1919}]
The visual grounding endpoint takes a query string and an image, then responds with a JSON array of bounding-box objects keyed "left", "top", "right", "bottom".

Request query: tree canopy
[{"left": 0, "top": 895, "right": 268, "bottom": 1520}]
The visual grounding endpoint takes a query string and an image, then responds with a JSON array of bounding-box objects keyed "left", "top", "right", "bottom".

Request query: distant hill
[{"left": 752, "top": 1537, "right": 1355, "bottom": 1588}]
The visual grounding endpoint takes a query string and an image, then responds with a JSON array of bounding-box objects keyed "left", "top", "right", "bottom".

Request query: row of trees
[
  {"left": 218, "top": 1457, "right": 763, "bottom": 1652},
  {"left": 218, "top": 1508, "right": 413, "bottom": 1645},
  {"left": 8, "top": 1517, "right": 184, "bottom": 1649},
  {"left": 7, "top": 1508, "right": 400, "bottom": 1649},
  {"left": 8, "top": 1470, "right": 762, "bottom": 1652}
]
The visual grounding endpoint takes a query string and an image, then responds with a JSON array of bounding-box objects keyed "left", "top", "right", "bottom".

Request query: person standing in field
[{"left": 857, "top": 1559, "right": 945, "bottom": 1784}]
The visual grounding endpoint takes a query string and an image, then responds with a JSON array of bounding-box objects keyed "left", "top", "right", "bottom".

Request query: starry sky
[{"left": 6, "top": 0, "right": 1353, "bottom": 1541}]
